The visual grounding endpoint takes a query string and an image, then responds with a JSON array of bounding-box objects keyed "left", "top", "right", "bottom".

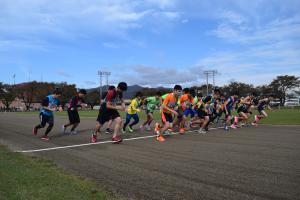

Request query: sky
[{"left": 0, "top": 0, "right": 300, "bottom": 88}]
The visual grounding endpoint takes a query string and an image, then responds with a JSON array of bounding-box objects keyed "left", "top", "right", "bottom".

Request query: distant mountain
[
  {"left": 86, "top": 85, "right": 171, "bottom": 99},
  {"left": 86, "top": 85, "right": 144, "bottom": 99}
]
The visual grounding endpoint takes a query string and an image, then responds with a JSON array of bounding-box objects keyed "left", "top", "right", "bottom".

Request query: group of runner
[{"left": 33, "top": 82, "right": 274, "bottom": 143}]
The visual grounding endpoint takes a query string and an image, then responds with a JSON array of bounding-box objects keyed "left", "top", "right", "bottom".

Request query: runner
[
  {"left": 91, "top": 82, "right": 128, "bottom": 143},
  {"left": 155, "top": 85, "right": 182, "bottom": 142},
  {"left": 179, "top": 88, "right": 194, "bottom": 133},
  {"left": 122, "top": 92, "right": 143, "bottom": 133},
  {"left": 224, "top": 91, "right": 239, "bottom": 131},
  {"left": 61, "top": 89, "right": 87, "bottom": 135},
  {"left": 140, "top": 91, "right": 162, "bottom": 131},
  {"left": 32, "top": 88, "right": 63, "bottom": 141},
  {"left": 232, "top": 92, "right": 257, "bottom": 128},
  {"left": 252, "top": 94, "right": 274, "bottom": 126}
]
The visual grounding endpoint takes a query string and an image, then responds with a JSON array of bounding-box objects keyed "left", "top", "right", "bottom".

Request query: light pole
[{"left": 97, "top": 71, "right": 111, "bottom": 103}]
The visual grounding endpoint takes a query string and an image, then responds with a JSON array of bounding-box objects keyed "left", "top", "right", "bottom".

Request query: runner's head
[
  {"left": 156, "top": 91, "right": 162, "bottom": 99},
  {"left": 231, "top": 90, "right": 239, "bottom": 99},
  {"left": 173, "top": 85, "right": 182, "bottom": 97},
  {"left": 53, "top": 88, "right": 62, "bottom": 98},
  {"left": 135, "top": 91, "right": 143, "bottom": 100},
  {"left": 78, "top": 89, "right": 87, "bottom": 98},
  {"left": 190, "top": 89, "right": 196, "bottom": 98},
  {"left": 213, "top": 88, "right": 221, "bottom": 99},
  {"left": 117, "top": 82, "right": 128, "bottom": 92},
  {"left": 249, "top": 92, "right": 257, "bottom": 100},
  {"left": 220, "top": 93, "right": 225, "bottom": 99},
  {"left": 183, "top": 88, "right": 190, "bottom": 94},
  {"left": 197, "top": 92, "right": 203, "bottom": 98}
]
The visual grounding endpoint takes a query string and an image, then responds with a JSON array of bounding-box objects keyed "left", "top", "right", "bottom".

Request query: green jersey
[
  {"left": 194, "top": 96, "right": 198, "bottom": 105},
  {"left": 146, "top": 96, "right": 160, "bottom": 112}
]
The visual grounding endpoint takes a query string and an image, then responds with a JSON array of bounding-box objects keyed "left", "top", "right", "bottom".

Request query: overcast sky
[{"left": 0, "top": 0, "right": 299, "bottom": 88}]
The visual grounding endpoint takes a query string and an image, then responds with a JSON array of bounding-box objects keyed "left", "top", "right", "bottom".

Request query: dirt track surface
[{"left": 1, "top": 112, "right": 300, "bottom": 200}]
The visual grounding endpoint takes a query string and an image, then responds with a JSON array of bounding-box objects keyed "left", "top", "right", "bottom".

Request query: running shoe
[
  {"left": 230, "top": 124, "right": 237, "bottom": 129},
  {"left": 105, "top": 128, "right": 111, "bottom": 134},
  {"left": 154, "top": 123, "right": 160, "bottom": 135},
  {"left": 41, "top": 135, "right": 49, "bottom": 141},
  {"left": 128, "top": 126, "right": 134, "bottom": 133},
  {"left": 251, "top": 122, "right": 258, "bottom": 127},
  {"left": 112, "top": 136, "right": 123, "bottom": 144},
  {"left": 91, "top": 134, "right": 97, "bottom": 143},
  {"left": 198, "top": 128, "right": 207, "bottom": 134},
  {"left": 71, "top": 130, "right": 78, "bottom": 135},
  {"left": 179, "top": 128, "right": 185, "bottom": 135},
  {"left": 156, "top": 135, "right": 166, "bottom": 142}
]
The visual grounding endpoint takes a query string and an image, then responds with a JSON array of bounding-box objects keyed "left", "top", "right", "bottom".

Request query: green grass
[
  {"left": 17, "top": 108, "right": 300, "bottom": 125},
  {"left": 0, "top": 145, "right": 115, "bottom": 200},
  {"left": 256, "top": 109, "right": 300, "bottom": 125}
]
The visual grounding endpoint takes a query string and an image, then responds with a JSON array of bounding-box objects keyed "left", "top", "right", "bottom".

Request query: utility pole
[
  {"left": 13, "top": 74, "right": 16, "bottom": 85},
  {"left": 28, "top": 69, "right": 32, "bottom": 82},
  {"left": 203, "top": 70, "right": 218, "bottom": 95},
  {"left": 97, "top": 71, "right": 111, "bottom": 103}
]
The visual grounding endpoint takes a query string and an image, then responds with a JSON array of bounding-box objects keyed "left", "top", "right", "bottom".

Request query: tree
[
  {"left": 86, "top": 91, "right": 100, "bottom": 110},
  {"left": 55, "top": 82, "right": 77, "bottom": 110},
  {"left": 256, "top": 85, "right": 273, "bottom": 97},
  {"left": 0, "top": 84, "right": 16, "bottom": 111},
  {"left": 14, "top": 81, "right": 38, "bottom": 111},
  {"left": 220, "top": 82, "right": 255, "bottom": 97},
  {"left": 269, "top": 75, "right": 300, "bottom": 106},
  {"left": 14, "top": 81, "right": 55, "bottom": 111}
]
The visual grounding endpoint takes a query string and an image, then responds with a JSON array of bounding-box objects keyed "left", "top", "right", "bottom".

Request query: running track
[{"left": 0, "top": 113, "right": 300, "bottom": 200}]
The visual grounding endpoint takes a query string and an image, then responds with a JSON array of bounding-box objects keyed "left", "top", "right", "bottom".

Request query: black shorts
[
  {"left": 237, "top": 106, "right": 248, "bottom": 114},
  {"left": 162, "top": 112, "right": 173, "bottom": 123},
  {"left": 39, "top": 113, "right": 54, "bottom": 127},
  {"left": 258, "top": 106, "right": 265, "bottom": 114},
  {"left": 68, "top": 110, "right": 80, "bottom": 124},
  {"left": 97, "top": 108, "right": 120, "bottom": 125},
  {"left": 197, "top": 110, "right": 208, "bottom": 119}
]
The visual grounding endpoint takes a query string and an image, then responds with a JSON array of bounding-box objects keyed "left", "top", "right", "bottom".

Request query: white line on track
[{"left": 16, "top": 127, "right": 224, "bottom": 153}]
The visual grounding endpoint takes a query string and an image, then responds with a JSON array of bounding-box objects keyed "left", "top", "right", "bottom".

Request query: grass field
[
  {"left": 0, "top": 145, "right": 115, "bottom": 200},
  {"left": 17, "top": 108, "right": 300, "bottom": 125}
]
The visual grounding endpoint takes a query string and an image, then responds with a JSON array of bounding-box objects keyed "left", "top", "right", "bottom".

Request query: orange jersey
[
  {"left": 162, "top": 93, "right": 178, "bottom": 113},
  {"left": 180, "top": 94, "right": 194, "bottom": 110}
]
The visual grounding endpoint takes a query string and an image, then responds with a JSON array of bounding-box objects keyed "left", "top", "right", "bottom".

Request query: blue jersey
[
  {"left": 40, "top": 95, "right": 60, "bottom": 116},
  {"left": 225, "top": 96, "right": 235, "bottom": 111}
]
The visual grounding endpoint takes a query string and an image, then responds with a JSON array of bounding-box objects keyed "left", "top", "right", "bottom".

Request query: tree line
[
  {"left": 0, "top": 75, "right": 299, "bottom": 111},
  {"left": 0, "top": 80, "right": 104, "bottom": 111}
]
